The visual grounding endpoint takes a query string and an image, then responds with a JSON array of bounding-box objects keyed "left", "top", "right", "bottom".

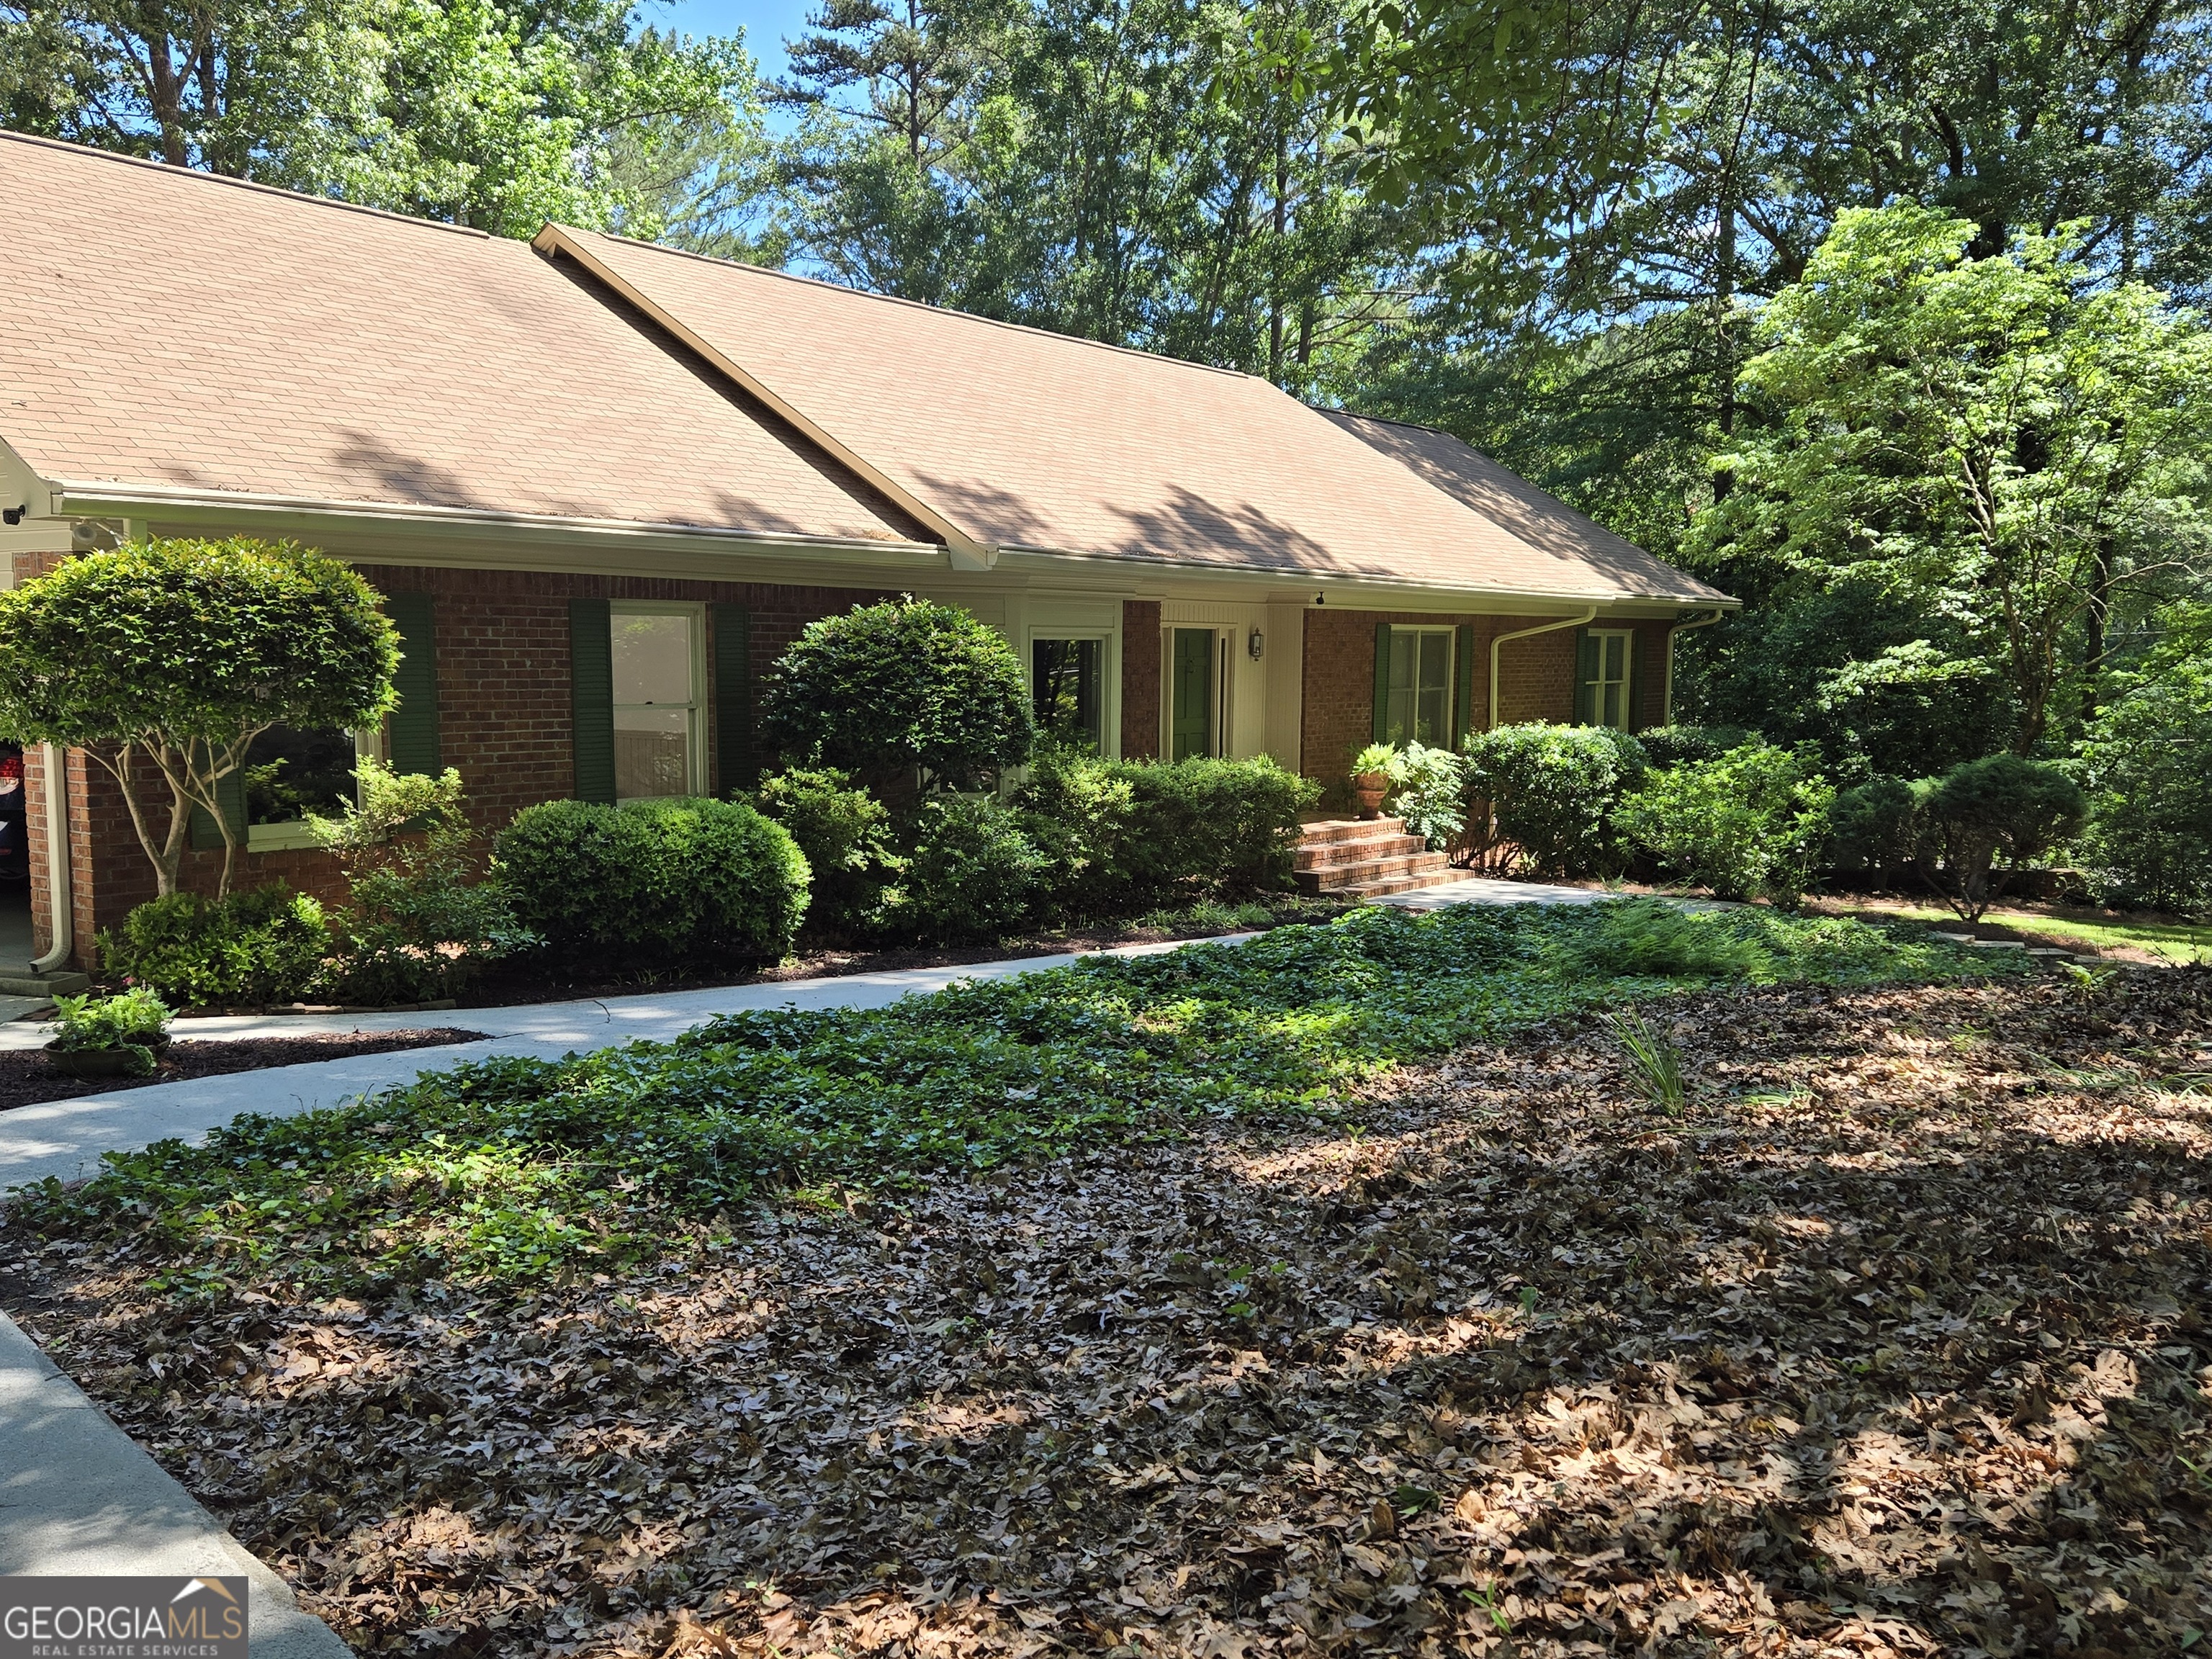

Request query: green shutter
[
  {"left": 188, "top": 757, "right": 246, "bottom": 850},
  {"left": 1629, "top": 629, "right": 1650, "bottom": 731},
  {"left": 1371, "top": 621, "right": 1393, "bottom": 743},
  {"left": 570, "top": 596, "right": 616, "bottom": 804},
  {"left": 711, "top": 603, "right": 752, "bottom": 793},
  {"left": 1454, "top": 624, "right": 1475, "bottom": 742},
  {"left": 1572, "top": 628, "right": 1599, "bottom": 726},
  {"left": 385, "top": 593, "right": 441, "bottom": 775}
]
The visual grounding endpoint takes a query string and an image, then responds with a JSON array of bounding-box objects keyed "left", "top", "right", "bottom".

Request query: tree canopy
[{"left": 0, "top": 537, "right": 397, "bottom": 895}]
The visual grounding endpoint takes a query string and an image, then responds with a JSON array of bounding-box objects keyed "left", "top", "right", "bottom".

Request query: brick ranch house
[{"left": 0, "top": 131, "right": 1733, "bottom": 973}]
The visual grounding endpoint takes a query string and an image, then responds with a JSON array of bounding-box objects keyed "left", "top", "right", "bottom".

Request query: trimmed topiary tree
[
  {"left": 756, "top": 596, "right": 1035, "bottom": 795},
  {"left": 0, "top": 537, "right": 397, "bottom": 896}
]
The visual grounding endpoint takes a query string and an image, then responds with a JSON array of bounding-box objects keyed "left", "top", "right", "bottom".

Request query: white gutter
[
  {"left": 29, "top": 745, "right": 71, "bottom": 974},
  {"left": 1488, "top": 607, "right": 1597, "bottom": 730},
  {"left": 1663, "top": 608, "right": 1727, "bottom": 724}
]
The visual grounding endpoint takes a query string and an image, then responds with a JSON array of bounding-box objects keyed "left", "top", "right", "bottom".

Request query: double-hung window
[
  {"left": 1382, "top": 627, "right": 1454, "bottom": 747},
  {"left": 1581, "top": 629, "right": 1634, "bottom": 731},
  {"left": 611, "top": 604, "right": 703, "bottom": 799},
  {"left": 1033, "top": 637, "right": 1105, "bottom": 751}
]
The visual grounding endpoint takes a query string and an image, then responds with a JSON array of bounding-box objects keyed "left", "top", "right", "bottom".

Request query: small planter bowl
[
  {"left": 44, "top": 1038, "right": 167, "bottom": 1079},
  {"left": 1352, "top": 772, "right": 1390, "bottom": 819}
]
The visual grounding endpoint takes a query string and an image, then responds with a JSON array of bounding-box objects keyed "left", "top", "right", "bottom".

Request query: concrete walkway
[{"left": 0, "top": 1310, "right": 351, "bottom": 1655}]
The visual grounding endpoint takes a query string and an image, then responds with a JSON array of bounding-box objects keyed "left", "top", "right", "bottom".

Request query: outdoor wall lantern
[{"left": 1248, "top": 628, "right": 1264, "bottom": 660}]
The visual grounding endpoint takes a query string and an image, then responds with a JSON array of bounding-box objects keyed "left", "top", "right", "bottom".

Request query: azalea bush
[
  {"left": 310, "top": 759, "right": 536, "bottom": 1003},
  {"left": 97, "top": 886, "right": 329, "bottom": 1006},
  {"left": 1460, "top": 722, "right": 1647, "bottom": 877},
  {"left": 1616, "top": 741, "right": 1835, "bottom": 904}
]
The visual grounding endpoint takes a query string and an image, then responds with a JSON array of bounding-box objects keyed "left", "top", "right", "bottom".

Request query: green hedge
[
  {"left": 494, "top": 797, "right": 809, "bottom": 967},
  {"left": 1016, "top": 750, "right": 1318, "bottom": 921},
  {"left": 97, "top": 886, "right": 328, "bottom": 1006}
]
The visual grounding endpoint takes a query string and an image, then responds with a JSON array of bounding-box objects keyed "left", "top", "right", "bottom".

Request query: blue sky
[{"left": 644, "top": 0, "right": 811, "bottom": 86}]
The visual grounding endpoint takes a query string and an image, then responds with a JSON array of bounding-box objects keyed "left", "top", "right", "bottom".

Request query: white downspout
[
  {"left": 29, "top": 744, "right": 71, "bottom": 974},
  {"left": 1662, "top": 608, "right": 1727, "bottom": 725},
  {"left": 1488, "top": 607, "right": 1599, "bottom": 730}
]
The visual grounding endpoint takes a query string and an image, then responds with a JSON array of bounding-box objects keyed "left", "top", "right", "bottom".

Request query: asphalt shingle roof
[{"left": 0, "top": 133, "right": 920, "bottom": 542}]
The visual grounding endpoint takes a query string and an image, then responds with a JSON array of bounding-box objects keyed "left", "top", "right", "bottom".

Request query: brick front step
[
  {"left": 1295, "top": 833, "right": 1430, "bottom": 871},
  {"left": 1336, "top": 868, "right": 1473, "bottom": 898},
  {"left": 1298, "top": 851, "right": 1453, "bottom": 894},
  {"left": 1292, "top": 817, "right": 1462, "bottom": 895},
  {"left": 1297, "top": 815, "right": 1413, "bottom": 847}
]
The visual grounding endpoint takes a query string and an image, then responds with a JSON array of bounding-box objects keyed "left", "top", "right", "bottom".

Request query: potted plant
[
  {"left": 1349, "top": 742, "right": 1401, "bottom": 819},
  {"left": 44, "top": 987, "right": 173, "bottom": 1080}
]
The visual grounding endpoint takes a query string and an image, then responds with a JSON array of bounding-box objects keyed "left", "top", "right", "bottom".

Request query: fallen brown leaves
[{"left": 7, "top": 969, "right": 2211, "bottom": 1658}]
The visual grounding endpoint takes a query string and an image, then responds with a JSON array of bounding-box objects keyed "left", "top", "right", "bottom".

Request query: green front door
[{"left": 1170, "top": 628, "right": 1214, "bottom": 760}]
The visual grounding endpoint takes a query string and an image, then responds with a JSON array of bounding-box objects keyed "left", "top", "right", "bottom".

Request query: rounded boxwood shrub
[
  {"left": 757, "top": 596, "right": 1035, "bottom": 792},
  {"left": 494, "top": 797, "right": 809, "bottom": 967},
  {"left": 97, "top": 885, "right": 330, "bottom": 1006},
  {"left": 1827, "top": 774, "right": 1924, "bottom": 875}
]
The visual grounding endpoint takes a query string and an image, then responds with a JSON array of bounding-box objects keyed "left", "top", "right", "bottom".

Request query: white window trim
[
  {"left": 1161, "top": 624, "right": 1233, "bottom": 760},
  {"left": 611, "top": 600, "right": 708, "bottom": 799},
  {"left": 1585, "top": 627, "right": 1635, "bottom": 731},
  {"left": 1026, "top": 629, "right": 1118, "bottom": 756}
]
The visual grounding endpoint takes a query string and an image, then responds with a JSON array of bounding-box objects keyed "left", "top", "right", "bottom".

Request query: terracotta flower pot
[{"left": 1352, "top": 772, "right": 1390, "bottom": 819}]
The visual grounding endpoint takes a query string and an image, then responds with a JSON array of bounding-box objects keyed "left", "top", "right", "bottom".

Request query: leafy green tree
[
  {"left": 0, "top": 538, "right": 397, "bottom": 897},
  {"left": 1689, "top": 205, "right": 2212, "bottom": 754},
  {"left": 0, "top": 0, "right": 761, "bottom": 238},
  {"left": 2076, "top": 605, "right": 2212, "bottom": 914}
]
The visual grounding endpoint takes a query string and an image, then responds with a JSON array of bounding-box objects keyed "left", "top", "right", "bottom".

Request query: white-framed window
[
  {"left": 1583, "top": 629, "right": 1634, "bottom": 730},
  {"left": 241, "top": 724, "right": 372, "bottom": 850},
  {"left": 1383, "top": 626, "right": 1455, "bottom": 747},
  {"left": 611, "top": 602, "right": 705, "bottom": 799},
  {"left": 1032, "top": 634, "right": 1107, "bottom": 751}
]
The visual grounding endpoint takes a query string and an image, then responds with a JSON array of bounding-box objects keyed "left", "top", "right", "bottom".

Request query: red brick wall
[
  {"left": 1120, "top": 601, "right": 1161, "bottom": 760},
  {"left": 1303, "top": 608, "right": 1592, "bottom": 789},
  {"left": 49, "top": 564, "right": 889, "bottom": 963}
]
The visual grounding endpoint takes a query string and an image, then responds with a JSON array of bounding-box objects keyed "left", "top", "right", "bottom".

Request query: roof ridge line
[
  {"left": 554, "top": 225, "right": 1261, "bottom": 383},
  {"left": 0, "top": 130, "right": 493, "bottom": 240}
]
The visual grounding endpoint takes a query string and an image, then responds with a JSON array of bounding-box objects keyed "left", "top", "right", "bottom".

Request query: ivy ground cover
[
  {"left": 12, "top": 906, "right": 2207, "bottom": 1655},
  {"left": 10, "top": 902, "right": 1988, "bottom": 1292}
]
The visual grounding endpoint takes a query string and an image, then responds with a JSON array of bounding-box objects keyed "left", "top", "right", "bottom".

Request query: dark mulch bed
[
  {"left": 164, "top": 897, "right": 1364, "bottom": 1015},
  {"left": 0, "top": 1028, "right": 490, "bottom": 1112}
]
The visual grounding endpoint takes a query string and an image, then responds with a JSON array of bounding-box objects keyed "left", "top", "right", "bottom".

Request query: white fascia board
[
  {"left": 989, "top": 544, "right": 1737, "bottom": 614},
  {"left": 0, "top": 436, "right": 61, "bottom": 518},
  {"left": 49, "top": 478, "right": 949, "bottom": 570}
]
